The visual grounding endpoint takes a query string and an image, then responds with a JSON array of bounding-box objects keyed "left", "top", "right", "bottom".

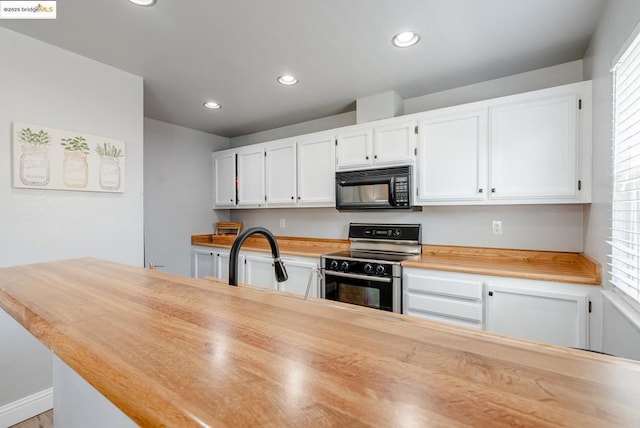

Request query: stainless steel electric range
[{"left": 321, "top": 223, "right": 422, "bottom": 313}]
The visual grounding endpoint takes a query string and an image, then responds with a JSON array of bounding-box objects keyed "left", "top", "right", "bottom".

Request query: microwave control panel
[{"left": 394, "top": 176, "right": 409, "bottom": 206}]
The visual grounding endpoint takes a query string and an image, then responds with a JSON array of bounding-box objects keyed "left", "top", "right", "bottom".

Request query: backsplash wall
[{"left": 229, "top": 204, "right": 584, "bottom": 252}]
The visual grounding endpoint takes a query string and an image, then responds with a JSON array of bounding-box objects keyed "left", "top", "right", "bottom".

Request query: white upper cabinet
[
  {"left": 335, "top": 126, "right": 373, "bottom": 170},
  {"left": 297, "top": 133, "right": 335, "bottom": 206},
  {"left": 265, "top": 139, "right": 297, "bottom": 207},
  {"left": 372, "top": 119, "right": 417, "bottom": 166},
  {"left": 212, "top": 149, "right": 236, "bottom": 208},
  {"left": 237, "top": 144, "right": 265, "bottom": 207},
  {"left": 213, "top": 81, "right": 592, "bottom": 209},
  {"left": 417, "top": 107, "right": 488, "bottom": 203},
  {"left": 489, "top": 91, "right": 580, "bottom": 201},
  {"left": 335, "top": 119, "right": 417, "bottom": 171},
  {"left": 415, "top": 81, "right": 591, "bottom": 205}
]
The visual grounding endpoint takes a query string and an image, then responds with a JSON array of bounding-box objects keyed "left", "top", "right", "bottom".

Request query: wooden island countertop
[{"left": 0, "top": 258, "right": 635, "bottom": 426}]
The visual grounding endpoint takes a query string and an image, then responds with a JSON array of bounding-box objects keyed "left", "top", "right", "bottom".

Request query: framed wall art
[{"left": 12, "top": 122, "right": 125, "bottom": 193}]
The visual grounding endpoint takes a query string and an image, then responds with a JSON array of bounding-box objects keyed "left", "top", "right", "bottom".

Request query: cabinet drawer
[
  {"left": 405, "top": 309, "right": 483, "bottom": 330},
  {"left": 406, "top": 274, "right": 483, "bottom": 300},
  {"left": 405, "top": 292, "right": 483, "bottom": 323}
]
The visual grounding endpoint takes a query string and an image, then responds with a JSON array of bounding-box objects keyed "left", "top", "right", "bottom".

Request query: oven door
[{"left": 322, "top": 271, "right": 400, "bottom": 313}]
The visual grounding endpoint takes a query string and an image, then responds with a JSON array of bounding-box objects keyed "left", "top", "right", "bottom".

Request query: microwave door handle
[
  {"left": 388, "top": 177, "right": 396, "bottom": 205},
  {"left": 339, "top": 177, "right": 386, "bottom": 187}
]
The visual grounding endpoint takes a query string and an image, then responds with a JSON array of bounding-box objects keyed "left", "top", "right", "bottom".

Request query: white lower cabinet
[
  {"left": 215, "top": 249, "right": 235, "bottom": 282},
  {"left": 485, "top": 281, "right": 590, "bottom": 348},
  {"left": 192, "top": 247, "right": 319, "bottom": 297},
  {"left": 404, "top": 268, "right": 596, "bottom": 348},
  {"left": 191, "top": 246, "right": 238, "bottom": 282},
  {"left": 192, "top": 248, "right": 216, "bottom": 279},
  {"left": 404, "top": 269, "right": 485, "bottom": 330},
  {"left": 279, "top": 256, "right": 319, "bottom": 297},
  {"left": 244, "top": 253, "right": 278, "bottom": 289},
  {"left": 243, "top": 252, "right": 319, "bottom": 297}
]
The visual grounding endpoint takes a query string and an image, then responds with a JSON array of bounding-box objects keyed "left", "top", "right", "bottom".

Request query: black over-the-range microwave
[{"left": 335, "top": 165, "right": 419, "bottom": 211}]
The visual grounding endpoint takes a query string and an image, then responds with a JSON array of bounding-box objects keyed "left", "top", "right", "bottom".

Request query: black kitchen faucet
[{"left": 228, "top": 227, "right": 288, "bottom": 286}]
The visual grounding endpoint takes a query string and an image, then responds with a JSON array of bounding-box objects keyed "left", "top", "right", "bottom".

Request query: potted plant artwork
[
  {"left": 18, "top": 127, "right": 51, "bottom": 186},
  {"left": 95, "top": 142, "right": 123, "bottom": 190},
  {"left": 61, "top": 136, "right": 89, "bottom": 188}
]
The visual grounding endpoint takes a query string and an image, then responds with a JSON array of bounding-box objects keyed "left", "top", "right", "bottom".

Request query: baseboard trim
[{"left": 0, "top": 388, "right": 53, "bottom": 428}]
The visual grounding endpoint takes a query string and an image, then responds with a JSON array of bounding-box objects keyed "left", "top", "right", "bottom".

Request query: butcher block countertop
[
  {"left": 191, "top": 234, "right": 351, "bottom": 258},
  {"left": 192, "top": 234, "right": 601, "bottom": 285},
  {"left": 0, "top": 258, "right": 633, "bottom": 427},
  {"left": 403, "top": 245, "right": 601, "bottom": 285}
]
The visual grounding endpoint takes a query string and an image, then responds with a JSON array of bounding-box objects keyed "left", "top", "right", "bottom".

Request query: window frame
[{"left": 610, "top": 22, "right": 640, "bottom": 307}]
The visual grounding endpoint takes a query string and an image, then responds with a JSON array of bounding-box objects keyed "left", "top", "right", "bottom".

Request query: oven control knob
[
  {"left": 340, "top": 261, "right": 350, "bottom": 271},
  {"left": 393, "top": 229, "right": 401, "bottom": 237},
  {"left": 375, "top": 265, "right": 386, "bottom": 275},
  {"left": 364, "top": 263, "right": 373, "bottom": 274},
  {"left": 329, "top": 260, "right": 339, "bottom": 270}
]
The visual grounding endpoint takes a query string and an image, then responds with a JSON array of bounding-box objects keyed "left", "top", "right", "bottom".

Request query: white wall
[
  {"left": 0, "top": 26, "right": 144, "bottom": 418},
  {"left": 144, "top": 118, "right": 229, "bottom": 276},
  {"left": 404, "top": 60, "right": 584, "bottom": 114},
  {"left": 230, "top": 111, "right": 355, "bottom": 148},
  {"left": 227, "top": 61, "right": 586, "bottom": 253},
  {"left": 231, "top": 205, "right": 584, "bottom": 252},
  {"left": 582, "top": 0, "right": 640, "bottom": 359},
  {"left": 230, "top": 62, "right": 583, "bottom": 149}
]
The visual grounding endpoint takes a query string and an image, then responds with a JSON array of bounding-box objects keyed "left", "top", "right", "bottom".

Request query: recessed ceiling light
[
  {"left": 392, "top": 31, "right": 420, "bottom": 48},
  {"left": 203, "top": 101, "right": 221, "bottom": 109},
  {"left": 128, "top": 0, "right": 156, "bottom": 6},
  {"left": 277, "top": 74, "right": 298, "bottom": 86}
]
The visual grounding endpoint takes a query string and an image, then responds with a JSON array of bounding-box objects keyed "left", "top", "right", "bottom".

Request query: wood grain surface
[
  {"left": 0, "top": 258, "right": 628, "bottom": 427},
  {"left": 404, "top": 245, "right": 601, "bottom": 285},
  {"left": 192, "top": 234, "right": 601, "bottom": 285}
]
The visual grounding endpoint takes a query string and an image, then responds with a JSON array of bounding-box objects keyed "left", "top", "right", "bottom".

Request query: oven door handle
[{"left": 323, "top": 271, "right": 392, "bottom": 283}]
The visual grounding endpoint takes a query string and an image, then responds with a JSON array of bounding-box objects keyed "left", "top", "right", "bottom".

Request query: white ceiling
[{"left": 0, "top": 0, "right": 607, "bottom": 138}]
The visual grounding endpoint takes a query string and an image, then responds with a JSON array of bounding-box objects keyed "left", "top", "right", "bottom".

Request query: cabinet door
[
  {"left": 489, "top": 94, "right": 578, "bottom": 200},
  {"left": 373, "top": 120, "right": 416, "bottom": 166},
  {"left": 417, "top": 109, "right": 487, "bottom": 202},
  {"left": 265, "top": 139, "right": 297, "bottom": 206},
  {"left": 213, "top": 151, "right": 236, "bottom": 207},
  {"left": 279, "top": 258, "right": 319, "bottom": 297},
  {"left": 192, "top": 249, "right": 215, "bottom": 278},
  {"left": 244, "top": 254, "right": 277, "bottom": 289},
  {"left": 297, "top": 134, "right": 336, "bottom": 206},
  {"left": 237, "top": 145, "right": 265, "bottom": 207},
  {"left": 215, "top": 250, "right": 237, "bottom": 283},
  {"left": 335, "top": 127, "right": 373, "bottom": 170},
  {"left": 485, "top": 283, "right": 589, "bottom": 348}
]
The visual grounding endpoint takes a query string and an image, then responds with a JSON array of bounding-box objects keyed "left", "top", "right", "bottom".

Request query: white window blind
[{"left": 611, "top": 28, "right": 640, "bottom": 304}]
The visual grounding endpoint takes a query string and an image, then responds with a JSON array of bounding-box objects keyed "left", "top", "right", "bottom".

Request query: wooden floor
[{"left": 9, "top": 410, "right": 53, "bottom": 428}]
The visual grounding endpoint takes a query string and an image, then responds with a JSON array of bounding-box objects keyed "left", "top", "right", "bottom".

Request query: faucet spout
[{"left": 228, "top": 227, "right": 288, "bottom": 286}]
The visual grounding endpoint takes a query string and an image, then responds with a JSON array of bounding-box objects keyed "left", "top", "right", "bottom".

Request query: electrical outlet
[
  {"left": 492, "top": 220, "right": 503, "bottom": 235},
  {"left": 279, "top": 218, "right": 286, "bottom": 228}
]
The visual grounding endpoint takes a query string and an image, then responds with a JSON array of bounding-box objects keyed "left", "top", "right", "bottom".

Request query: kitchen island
[{"left": 1, "top": 258, "right": 638, "bottom": 427}]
